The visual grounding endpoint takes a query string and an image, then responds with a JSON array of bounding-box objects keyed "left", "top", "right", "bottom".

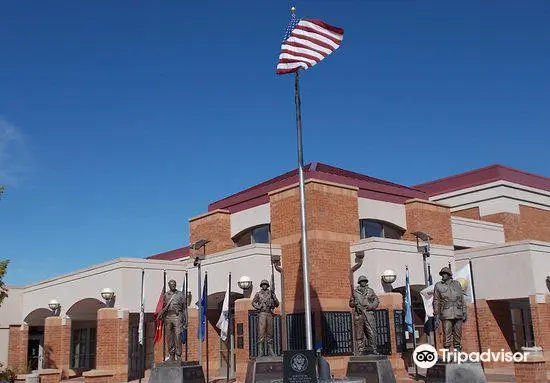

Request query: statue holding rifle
[
  {"left": 157, "top": 280, "right": 188, "bottom": 361},
  {"left": 252, "top": 278, "right": 279, "bottom": 357},
  {"left": 349, "top": 275, "right": 380, "bottom": 355}
]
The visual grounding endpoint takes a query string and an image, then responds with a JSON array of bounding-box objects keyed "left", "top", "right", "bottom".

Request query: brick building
[{"left": 1, "top": 162, "right": 550, "bottom": 382}]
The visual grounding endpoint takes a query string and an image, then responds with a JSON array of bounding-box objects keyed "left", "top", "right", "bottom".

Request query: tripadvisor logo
[{"left": 413, "top": 344, "right": 527, "bottom": 368}]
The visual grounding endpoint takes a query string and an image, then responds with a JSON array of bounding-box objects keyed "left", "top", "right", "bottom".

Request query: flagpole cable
[
  {"left": 469, "top": 259, "right": 484, "bottom": 371},
  {"left": 140, "top": 268, "right": 146, "bottom": 382},
  {"left": 295, "top": 69, "right": 313, "bottom": 351},
  {"left": 185, "top": 270, "right": 189, "bottom": 361},
  {"left": 206, "top": 271, "right": 209, "bottom": 383},
  {"left": 163, "top": 270, "right": 166, "bottom": 362},
  {"left": 198, "top": 261, "right": 202, "bottom": 366},
  {"left": 227, "top": 272, "right": 232, "bottom": 383}
]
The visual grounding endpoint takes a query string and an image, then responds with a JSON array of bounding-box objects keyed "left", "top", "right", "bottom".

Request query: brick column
[
  {"left": 189, "top": 209, "right": 233, "bottom": 255},
  {"left": 403, "top": 199, "right": 453, "bottom": 245},
  {"left": 7, "top": 323, "right": 29, "bottom": 374},
  {"left": 96, "top": 308, "right": 129, "bottom": 383},
  {"left": 44, "top": 316, "right": 71, "bottom": 378},
  {"left": 515, "top": 349, "right": 547, "bottom": 383},
  {"left": 529, "top": 294, "right": 550, "bottom": 370},
  {"left": 475, "top": 299, "right": 514, "bottom": 368}
]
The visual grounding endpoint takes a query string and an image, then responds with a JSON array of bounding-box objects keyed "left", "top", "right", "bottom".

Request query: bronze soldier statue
[
  {"left": 349, "top": 275, "right": 380, "bottom": 355},
  {"left": 252, "top": 279, "right": 279, "bottom": 357},
  {"left": 433, "top": 267, "right": 467, "bottom": 352},
  {"left": 157, "top": 280, "right": 187, "bottom": 361}
]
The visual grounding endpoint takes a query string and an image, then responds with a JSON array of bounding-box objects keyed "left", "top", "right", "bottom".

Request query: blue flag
[
  {"left": 198, "top": 278, "right": 207, "bottom": 342},
  {"left": 181, "top": 328, "right": 188, "bottom": 345},
  {"left": 404, "top": 268, "right": 414, "bottom": 334}
]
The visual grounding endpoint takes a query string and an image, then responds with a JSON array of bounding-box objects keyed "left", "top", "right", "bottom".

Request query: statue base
[
  {"left": 425, "top": 361, "right": 486, "bottom": 383},
  {"left": 245, "top": 356, "right": 284, "bottom": 383},
  {"left": 149, "top": 360, "right": 205, "bottom": 383},
  {"left": 346, "top": 355, "right": 396, "bottom": 383}
]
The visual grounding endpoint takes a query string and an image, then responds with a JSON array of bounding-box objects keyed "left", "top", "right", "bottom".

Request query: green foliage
[
  {"left": 0, "top": 260, "right": 8, "bottom": 307},
  {"left": 0, "top": 361, "right": 15, "bottom": 383}
]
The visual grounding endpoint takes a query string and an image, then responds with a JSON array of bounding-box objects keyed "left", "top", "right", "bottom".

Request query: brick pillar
[
  {"left": 234, "top": 299, "right": 252, "bottom": 383},
  {"left": 7, "top": 323, "right": 29, "bottom": 374},
  {"left": 482, "top": 212, "right": 521, "bottom": 242},
  {"left": 529, "top": 294, "right": 550, "bottom": 370},
  {"left": 96, "top": 308, "right": 129, "bottom": 383},
  {"left": 475, "top": 299, "right": 514, "bottom": 368},
  {"left": 44, "top": 316, "right": 71, "bottom": 378},
  {"left": 189, "top": 209, "right": 233, "bottom": 255},
  {"left": 38, "top": 369, "right": 62, "bottom": 383},
  {"left": 403, "top": 199, "right": 453, "bottom": 245},
  {"left": 460, "top": 304, "right": 480, "bottom": 353},
  {"left": 378, "top": 293, "right": 407, "bottom": 379},
  {"left": 269, "top": 179, "right": 359, "bottom": 377},
  {"left": 515, "top": 350, "right": 547, "bottom": 383}
]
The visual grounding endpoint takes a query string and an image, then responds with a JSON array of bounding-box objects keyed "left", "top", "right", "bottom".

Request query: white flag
[
  {"left": 420, "top": 284, "right": 435, "bottom": 321},
  {"left": 216, "top": 279, "right": 230, "bottom": 341},
  {"left": 138, "top": 271, "right": 145, "bottom": 345},
  {"left": 455, "top": 264, "right": 474, "bottom": 303}
]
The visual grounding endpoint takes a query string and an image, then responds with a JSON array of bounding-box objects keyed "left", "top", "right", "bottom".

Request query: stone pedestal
[
  {"left": 245, "top": 356, "right": 284, "bottom": 383},
  {"left": 38, "top": 369, "right": 62, "bottom": 383},
  {"left": 514, "top": 346, "right": 547, "bottom": 383},
  {"left": 149, "top": 361, "right": 205, "bottom": 383},
  {"left": 426, "top": 361, "right": 486, "bottom": 383},
  {"left": 346, "top": 355, "right": 396, "bottom": 383}
]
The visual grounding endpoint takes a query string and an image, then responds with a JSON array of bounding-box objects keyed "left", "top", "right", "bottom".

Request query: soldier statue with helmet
[
  {"left": 349, "top": 275, "right": 380, "bottom": 355},
  {"left": 433, "top": 266, "right": 467, "bottom": 352},
  {"left": 252, "top": 278, "right": 280, "bottom": 357}
]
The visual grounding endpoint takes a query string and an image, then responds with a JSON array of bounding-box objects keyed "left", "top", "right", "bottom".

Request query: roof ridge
[{"left": 413, "top": 164, "right": 501, "bottom": 188}]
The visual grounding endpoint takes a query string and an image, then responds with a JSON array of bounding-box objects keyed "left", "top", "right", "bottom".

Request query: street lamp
[
  {"left": 48, "top": 299, "right": 60, "bottom": 315},
  {"left": 381, "top": 269, "right": 397, "bottom": 284},
  {"left": 412, "top": 231, "right": 432, "bottom": 287},
  {"left": 101, "top": 287, "right": 115, "bottom": 307},
  {"left": 190, "top": 239, "right": 209, "bottom": 365},
  {"left": 238, "top": 275, "right": 253, "bottom": 298}
]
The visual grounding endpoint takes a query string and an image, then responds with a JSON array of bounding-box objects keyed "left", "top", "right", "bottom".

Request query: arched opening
[
  {"left": 232, "top": 224, "right": 271, "bottom": 247},
  {"left": 359, "top": 219, "right": 405, "bottom": 240},
  {"left": 66, "top": 298, "right": 106, "bottom": 374},
  {"left": 24, "top": 308, "right": 52, "bottom": 371}
]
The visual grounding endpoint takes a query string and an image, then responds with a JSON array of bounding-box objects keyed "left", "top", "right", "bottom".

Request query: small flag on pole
[
  {"left": 216, "top": 277, "right": 230, "bottom": 341},
  {"left": 198, "top": 276, "right": 207, "bottom": 342},
  {"left": 138, "top": 270, "right": 145, "bottom": 345},
  {"left": 404, "top": 267, "right": 414, "bottom": 334},
  {"left": 454, "top": 264, "right": 474, "bottom": 303},
  {"left": 153, "top": 287, "right": 164, "bottom": 344},
  {"left": 276, "top": 12, "right": 344, "bottom": 75}
]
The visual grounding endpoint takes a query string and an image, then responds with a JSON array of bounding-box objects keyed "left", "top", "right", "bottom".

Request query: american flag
[{"left": 276, "top": 14, "right": 344, "bottom": 75}]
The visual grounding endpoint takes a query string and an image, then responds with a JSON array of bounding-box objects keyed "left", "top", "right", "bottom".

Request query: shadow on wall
[{"left": 43, "top": 345, "right": 55, "bottom": 370}]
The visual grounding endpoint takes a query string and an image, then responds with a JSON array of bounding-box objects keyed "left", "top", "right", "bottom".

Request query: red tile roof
[
  {"left": 207, "top": 162, "right": 426, "bottom": 213},
  {"left": 414, "top": 164, "right": 550, "bottom": 196},
  {"left": 146, "top": 246, "right": 189, "bottom": 260}
]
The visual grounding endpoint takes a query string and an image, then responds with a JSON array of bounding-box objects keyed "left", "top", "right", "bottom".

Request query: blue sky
[{"left": 1, "top": 1, "right": 549, "bottom": 285}]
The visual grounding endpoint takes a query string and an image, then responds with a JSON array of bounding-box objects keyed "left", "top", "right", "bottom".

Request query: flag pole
[
  {"left": 469, "top": 259, "right": 484, "bottom": 371},
  {"left": 294, "top": 64, "right": 313, "bottom": 351},
  {"left": 205, "top": 271, "right": 209, "bottom": 383},
  {"left": 227, "top": 272, "right": 232, "bottom": 383},
  {"left": 139, "top": 269, "right": 145, "bottom": 382},
  {"left": 163, "top": 270, "right": 167, "bottom": 362},
  {"left": 185, "top": 270, "right": 189, "bottom": 361},
  {"left": 198, "top": 261, "right": 202, "bottom": 366},
  {"left": 406, "top": 266, "right": 418, "bottom": 376}
]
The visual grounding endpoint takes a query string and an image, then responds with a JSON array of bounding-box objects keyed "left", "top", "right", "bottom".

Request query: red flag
[{"left": 153, "top": 287, "right": 165, "bottom": 344}]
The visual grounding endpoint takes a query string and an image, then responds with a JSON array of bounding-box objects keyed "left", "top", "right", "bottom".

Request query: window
[
  {"left": 233, "top": 224, "right": 270, "bottom": 247},
  {"left": 359, "top": 219, "right": 404, "bottom": 240}
]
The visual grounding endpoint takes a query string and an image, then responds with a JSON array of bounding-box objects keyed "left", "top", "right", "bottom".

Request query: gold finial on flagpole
[{"left": 290, "top": 6, "right": 296, "bottom": 14}]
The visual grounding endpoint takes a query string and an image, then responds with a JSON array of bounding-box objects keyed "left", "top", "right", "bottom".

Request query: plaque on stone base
[
  {"left": 149, "top": 360, "right": 205, "bottom": 383},
  {"left": 245, "top": 356, "right": 284, "bottom": 383},
  {"left": 346, "top": 355, "right": 396, "bottom": 383},
  {"left": 425, "top": 361, "right": 486, "bottom": 383},
  {"left": 283, "top": 350, "right": 317, "bottom": 383}
]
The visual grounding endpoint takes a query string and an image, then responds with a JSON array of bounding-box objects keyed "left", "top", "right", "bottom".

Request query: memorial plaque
[
  {"left": 346, "top": 355, "right": 396, "bottom": 383},
  {"left": 245, "top": 356, "right": 284, "bottom": 383},
  {"left": 149, "top": 360, "right": 204, "bottom": 383},
  {"left": 283, "top": 350, "right": 317, "bottom": 383}
]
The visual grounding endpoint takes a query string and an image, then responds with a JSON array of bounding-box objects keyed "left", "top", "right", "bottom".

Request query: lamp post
[
  {"left": 237, "top": 276, "right": 253, "bottom": 298},
  {"left": 412, "top": 231, "right": 432, "bottom": 288},
  {"left": 190, "top": 239, "right": 210, "bottom": 366},
  {"left": 48, "top": 299, "right": 61, "bottom": 316},
  {"left": 381, "top": 269, "right": 397, "bottom": 284},
  {"left": 101, "top": 288, "right": 115, "bottom": 307}
]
